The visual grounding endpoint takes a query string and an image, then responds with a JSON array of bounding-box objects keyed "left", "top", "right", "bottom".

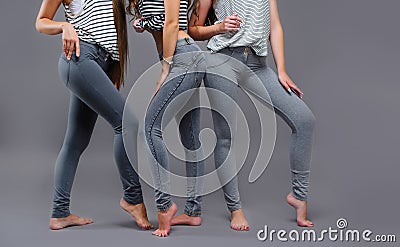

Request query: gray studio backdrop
[{"left": 0, "top": 1, "right": 399, "bottom": 247}]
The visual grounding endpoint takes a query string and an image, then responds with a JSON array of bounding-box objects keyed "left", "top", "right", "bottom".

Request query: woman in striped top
[
  {"left": 36, "top": 0, "right": 152, "bottom": 230},
  {"left": 189, "top": 0, "right": 316, "bottom": 228},
  {"left": 129, "top": 0, "right": 207, "bottom": 237}
]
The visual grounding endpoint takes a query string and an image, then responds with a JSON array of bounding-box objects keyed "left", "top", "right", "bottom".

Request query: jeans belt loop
[
  {"left": 185, "top": 37, "right": 191, "bottom": 45},
  {"left": 244, "top": 47, "right": 249, "bottom": 55}
]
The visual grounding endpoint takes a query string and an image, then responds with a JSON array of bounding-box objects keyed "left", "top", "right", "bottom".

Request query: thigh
[
  {"left": 66, "top": 59, "right": 126, "bottom": 128},
  {"left": 176, "top": 90, "right": 201, "bottom": 149},
  {"left": 254, "top": 67, "right": 314, "bottom": 127},
  {"left": 204, "top": 72, "right": 238, "bottom": 137},
  {"left": 146, "top": 58, "right": 205, "bottom": 131},
  {"left": 64, "top": 95, "right": 98, "bottom": 146}
]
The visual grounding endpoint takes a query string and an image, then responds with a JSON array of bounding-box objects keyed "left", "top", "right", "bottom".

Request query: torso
[
  {"left": 138, "top": 0, "right": 190, "bottom": 31},
  {"left": 63, "top": 0, "right": 120, "bottom": 60},
  {"left": 137, "top": 0, "right": 191, "bottom": 53},
  {"left": 208, "top": 0, "right": 271, "bottom": 56}
]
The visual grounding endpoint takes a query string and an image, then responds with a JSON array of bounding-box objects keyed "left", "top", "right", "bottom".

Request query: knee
[
  {"left": 297, "top": 110, "right": 316, "bottom": 133},
  {"left": 61, "top": 139, "right": 89, "bottom": 157},
  {"left": 115, "top": 116, "right": 138, "bottom": 136},
  {"left": 112, "top": 111, "right": 139, "bottom": 136}
]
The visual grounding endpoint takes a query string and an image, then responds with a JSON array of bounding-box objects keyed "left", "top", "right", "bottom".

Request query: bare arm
[
  {"left": 188, "top": 0, "right": 242, "bottom": 41},
  {"left": 152, "top": 0, "right": 182, "bottom": 93},
  {"left": 162, "top": 0, "right": 181, "bottom": 61},
  {"left": 269, "top": 0, "right": 303, "bottom": 97},
  {"left": 36, "top": 0, "right": 80, "bottom": 59},
  {"left": 35, "top": 0, "right": 65, "bottom": 34}
]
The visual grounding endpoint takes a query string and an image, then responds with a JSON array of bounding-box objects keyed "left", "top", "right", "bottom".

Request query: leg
[
  {"left": 50, "top": 95, "right": 97, "bottom": 230},
  {"left": 145, "top": 51, "right": 205, "bottom": 236},
  {"left": 203, "top": 69, "right": 249, "bottom": 231},
  {"left": 58, "top": 55, "right": 152, "bottom": 229},
  {"left": 249, "top": 61, "right": 315, "bottom": 227},
  {"left": 171, "top": 92, "right": 204, "bottom": 226}
]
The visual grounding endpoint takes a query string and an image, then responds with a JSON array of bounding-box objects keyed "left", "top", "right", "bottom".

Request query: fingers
[
  {"left": 223, "top": 14, "right": 243, "bottom": 31},
  {"left": 231, "top": 13, "right": 243, "bottom": 23},
  {"left": 287, "top": 79, "right": 303, "bottom": 98},
  {"left": 75, "top": 40, "right": 80, "bottom": 58},
  {"left": 67, "top": 40, "right": 75, "bottom": 60},
  {"left": 223, "top": 20, "right": 240, "bottom": 31},
  {"left": 290, "top": 84, "right": 303, "bottom": 98},
  {"left": 63, "top": 39, "right": 67, "bottom": 56},
  {"left": 64, "top": 39, "right": 79, "bottom": 60},
  {"left": 280, "top": 80, "right": 291, "bottom": 94},
  {"left": 133, "top": 19, "right": 145, "bottom": 33}
]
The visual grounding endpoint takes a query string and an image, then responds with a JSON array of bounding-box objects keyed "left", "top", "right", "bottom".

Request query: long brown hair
[
  {"left": 110, "top": 0, "right": 128, "bottom": 90},
  {"left": 127, "top": 0, "right": 140, "bottom": 18},
  {"left": 191, "top": 0, "right": 216, "bottom": 26}
]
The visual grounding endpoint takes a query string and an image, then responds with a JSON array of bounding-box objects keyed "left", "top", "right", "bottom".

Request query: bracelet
[{"left": 162, "top": 56, "right": 174, "bottom": 65}]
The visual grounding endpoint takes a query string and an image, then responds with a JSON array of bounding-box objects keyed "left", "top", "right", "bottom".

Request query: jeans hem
[
  {"left": 184, "top": 208, "right": 202, "bottom": 217},
  {"left": 123, "top": 196, "right": 144, "bottom": 205},
  {"left": 227, "top": 204, "right": 242, "bottom": 212},
  {"left": 51, "top": 211, "right": 71, "bottom": 218},
  {"left": 157, "top": 200, "right": 173, "bottom": 212},
  {"left": 291, "top": 191, "right": 307, "bottom": 201}
]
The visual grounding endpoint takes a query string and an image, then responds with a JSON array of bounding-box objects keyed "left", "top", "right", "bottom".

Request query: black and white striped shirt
[
  {"left": 63, "top": 0, "right": 120, "bottom": 60},
  {"left": 138, "top": 0, "right": 189, "bottom": 31},
  {"left": 208, "top": 0, "right": 271, "bottom": 56}
]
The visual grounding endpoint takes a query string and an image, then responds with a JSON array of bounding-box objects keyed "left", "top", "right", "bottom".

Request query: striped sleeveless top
[
  {"left": 138, "top": 0, "right": 189, "bottom": 31},
  {"left": 207, "top": 0, "right": 271, "bottom": 57},
  {"left": 63, "top": 0, "right": 120, "bottom": 60}
]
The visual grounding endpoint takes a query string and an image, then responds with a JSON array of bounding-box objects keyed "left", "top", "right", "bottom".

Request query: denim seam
[
  {"left": 187, "top": 110, "right": 199, "bottom": 211},
  {"left": 147, "top": 68, "right": 190, "bottom": 210}
]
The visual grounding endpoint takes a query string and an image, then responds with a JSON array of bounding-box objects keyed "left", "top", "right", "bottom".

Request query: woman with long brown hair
[{"left": 35, "top": 0, "right": 152, "bottom": 230}]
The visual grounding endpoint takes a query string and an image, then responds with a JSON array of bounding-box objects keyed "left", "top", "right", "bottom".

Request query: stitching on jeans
[{"left": 147, "top": 68, "right": 190, "bottom": 209}]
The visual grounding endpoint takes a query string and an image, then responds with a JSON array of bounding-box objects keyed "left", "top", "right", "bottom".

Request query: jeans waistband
[
  {"left": 176, "top": 37, "right": 196, "bottom": 47},
  {"left": 222, "top": 46, "right": 257, "bottom": 55},
  {"left": 80, "top": 40, "right": 111, "bottom": 62},
  {"left": 158, "top": 37, "right": 197, "bottom": 60}
]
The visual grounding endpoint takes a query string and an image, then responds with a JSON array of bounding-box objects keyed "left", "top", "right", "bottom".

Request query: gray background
[{"left": 0, "top": 0, "right": 399, "bottom": 246}]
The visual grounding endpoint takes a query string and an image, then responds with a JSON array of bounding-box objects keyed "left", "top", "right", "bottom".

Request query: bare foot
[
  {"left": 152, "top": 203, "right": 178, "bottom": 237},
  {"left": 120, "top": 198, "right": 154, "bottom": 230},
  {"left": 230, "top": 209, "right": 250, "bottom": 231},
  {"left": 171, "top": 213, "right": 202, "bottom": 226},
  {"left": 49, "top": 214, "right": 93, "bottom": 230},
  {"left": 286, "top": 193, "right": 314, "bottom": 227}
]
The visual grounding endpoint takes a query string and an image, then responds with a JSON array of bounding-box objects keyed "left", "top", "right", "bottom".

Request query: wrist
[
  {"left": 161, "top": 62, "right": 170, "bottom": 73},
  {"left": 60, "top": 22, "right": 70, "bottom": 32},
  {"left": 277, "top": 67, "right": 287, "bottom": 75},
  {"left": 215, "top": 22, "right": 224, "bottom": 34},
  {"left": 162, "top": 56, "right": 173, "bottom": 65}
]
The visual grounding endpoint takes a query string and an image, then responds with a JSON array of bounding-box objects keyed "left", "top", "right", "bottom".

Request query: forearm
[
  {"left": 270, "top": 25, "right": 287, "bottom": 73},
  {"left": 189, "top": 24, "right": 221, "bottom": 41},
  {"left": 162, "top": 23, "right": 179, "bottom": 59},
  {"left": 35, "top": 18, "right": 69, "bottom": 35}
]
